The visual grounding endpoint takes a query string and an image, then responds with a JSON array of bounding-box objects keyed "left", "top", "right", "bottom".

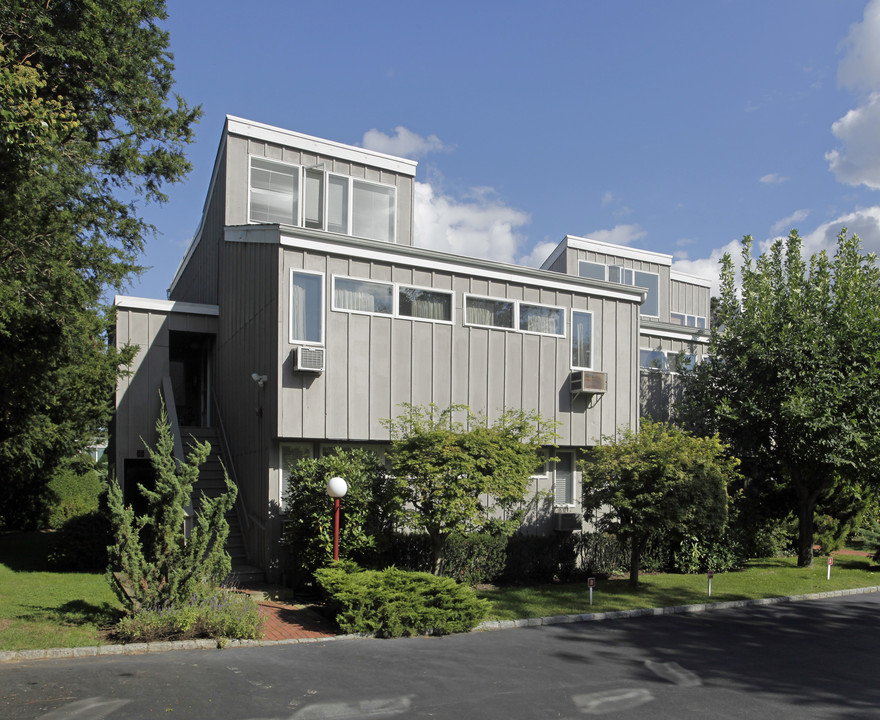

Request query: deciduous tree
[
  {"left": 580, "top": 420, "right": 736, "bottom": 587},
  {"left": 679, "top": 230, "right": 880, "bottom": 566}
]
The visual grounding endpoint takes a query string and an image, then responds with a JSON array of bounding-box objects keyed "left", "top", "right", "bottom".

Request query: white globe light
[{"left": 326, "top": 476, "right": 348, "bottom": 498}]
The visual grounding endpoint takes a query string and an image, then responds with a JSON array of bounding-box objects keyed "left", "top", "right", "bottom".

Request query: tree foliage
[
  {"left": 0, "top": 1, "right": 199, "bottom": 527},
  {"left": 580, "top": 420, "right": 737, "bottom": 587},
  {"left": 679, "top": 230, "right": 880, "bottom": 567},
  {"left": 107, "top": 406, "right": 236, "bottom": 608},
  {"left": 384, "top": 404, "right": 558, "bottom": 574},
  {"left": 282, "top": 448, "right": 398, "bottom": 579}
]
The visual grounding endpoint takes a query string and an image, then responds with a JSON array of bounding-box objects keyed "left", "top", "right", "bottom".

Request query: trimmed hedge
[{"left": 315, "top": 565, "right": 488, "bottom": 637}]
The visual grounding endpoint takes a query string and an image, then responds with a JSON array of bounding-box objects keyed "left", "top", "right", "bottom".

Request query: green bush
[
  {"left": 46, "top": 453, "right": 105, "bottom": 529},
  {"left": 575, "top": 532, "right": 628, "bottom": 577},
  {"left": 51, "top": 509, "right": 112, "bottom": 571},
  {"left": 442, "top": 532, "right": 508, "bottom": 585},
  {"left": 503, "top": 533, "right": 577, "bottom": 583},
  {"left": 671, "top": 533, "right": 743, "bottom": 574},
  {"left": 114, "top": 588, "right": 263, "bottom": 642},
  {"left": 315, "top": 565, "right": 488, "bottom": 637}
]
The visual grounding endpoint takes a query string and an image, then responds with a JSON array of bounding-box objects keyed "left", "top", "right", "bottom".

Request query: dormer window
[{"left": 249, "top": 156, "right": 396, "bottom": 242}]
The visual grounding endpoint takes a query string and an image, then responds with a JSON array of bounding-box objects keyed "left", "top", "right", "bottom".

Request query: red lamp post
[{"left": 326, "top": 476, "right": 348, "bottom": 561}]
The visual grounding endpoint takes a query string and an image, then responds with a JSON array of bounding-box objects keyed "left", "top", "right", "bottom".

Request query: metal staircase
[{"left": 180, "top": 426, "right": 265, "bottom": 585}]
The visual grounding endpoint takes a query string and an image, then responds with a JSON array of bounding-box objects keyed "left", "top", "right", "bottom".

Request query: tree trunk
[
  {"left": 629, "top": 537, "right": 643, "bottom": 588},
  {"left": 430, "top": 532, "right": 445, "bottom": 575},
  {"left": 797, "top": 494, "right": 816, "bottom": 568}
]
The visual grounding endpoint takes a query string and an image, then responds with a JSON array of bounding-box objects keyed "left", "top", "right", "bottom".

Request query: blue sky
[{"left": 129, "top": 0, "right": 880, "bottom": 299}]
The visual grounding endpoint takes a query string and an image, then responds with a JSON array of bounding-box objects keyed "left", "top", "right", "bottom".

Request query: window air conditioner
[
  {"left": 553, "top": 512, "right": 581, "bottom": 532},
  {"left": 570, "top": 370, "right": 608, "bottom": 396},
  {"left": 292, "top": 347, "right": 325, "bottom": 373}
]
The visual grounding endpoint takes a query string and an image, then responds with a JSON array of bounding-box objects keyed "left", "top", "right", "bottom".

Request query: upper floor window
[
  {"left": 578, "top": 261, "right": 606, "bottom": 281},
  {"left": 465, "top": 296, "right": 514, "bottom": 329},
  {"left": 290, "top": 270, "right": 323, "bottom": 344},
  {"left": 571, "top": 311, "right": 593, "bottom": 369},
  {"left": 609, "top": 266, "right": 659, "bottom": 317},
  {"left": 249, "top": 157, "right": 396, "bottom": 242},
  {"left": 519, "top": 303, "right": 564, "bottom": 336},
  {"left": 666, "top": 351, "right": 696, "bottom": 373},
  {"left": 399, "top": 287, "right": 453, "bottom": 322},
  {"left": 640, "top": 349, "right": 668, "bottom": 371},
  {"left": 333, "top": 277, "right": 393, "bottom": 315},
  {"left": 670, "top": 312, "right": 706, "bottom": 329}
]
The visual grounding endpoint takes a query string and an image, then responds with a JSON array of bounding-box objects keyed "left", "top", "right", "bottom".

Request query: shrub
[
  {"left": 51, "top": 509, "right": 112, "bottom": 571},
  {"left": 315, "top": 565, "right": 488, "bottom": 637},
  {"left": 503, "top": 533, "right": 577, "bottom": 583},
  {"left": 671, "top": 533, "right": 743, "bottom": 574},
  {"left": 442, "top": 532, "right": 508, "bottom": 586},
  {"left": 114, "top": 588, "right": 263, "bottom": 642},
  {"left": 46, "top": 453, "right": 105, "bottom": 529},
  {"left": 282, "top": 448, "right": 399, "bottom": 581},
  {"left": 575, "top": 532, "right": 628, "bottom": 577}
]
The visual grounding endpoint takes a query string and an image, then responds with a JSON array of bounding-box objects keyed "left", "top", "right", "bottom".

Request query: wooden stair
[{"left": 180, "top": 426, "right": 264, "bottom": 585}]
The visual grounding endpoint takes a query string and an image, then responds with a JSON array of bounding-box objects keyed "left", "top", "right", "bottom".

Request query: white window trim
[
  {"left": 518, "top": 301, "right": 566, "bottom": 338},
  {"left": 463, "top": 294, "right": 516, "bottom": 331},
  {"left": 397, "top": 283, "right": 455, "bottom": 325},
  {"left": 289, "top": 268, "right": 325, "bottom": 346},
  {"left": 249, "top": 156, "right": 301, "bottom": 226},
  {"left": 351, "top": 176, "right": 397, "bottom": 244},
  {"left": 578, "top": 260, "right": 607, "bottom": 281},
  {"left": 331, "top": 275, "right": 395, "bottom": 317},
  {"left": 571, "top": 309, "right": 594, "bottom": 371}
]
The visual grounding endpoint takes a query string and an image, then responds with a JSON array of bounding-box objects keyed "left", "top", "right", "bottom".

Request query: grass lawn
[
  {"left": 478, "top": 554, "right": 880, "bottom": 621},
  {"left": 0, "top": 532, "right": 123, "bottom": 652}
]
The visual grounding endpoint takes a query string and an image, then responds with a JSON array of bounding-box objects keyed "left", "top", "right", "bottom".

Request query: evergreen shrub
[
  {"left": 442, "top": 532, "right": 508, "bottom": 585},
  {"left": 503, "top": 533, "right": 577, "bottom": 583},
  {"left": 315, "top": 565, "right": 488, "bottom": 637}
]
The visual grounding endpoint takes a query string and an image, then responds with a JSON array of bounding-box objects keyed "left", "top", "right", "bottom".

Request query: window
[
  {"left": 399, "top": 286, "right": 452, "bottom": 322},
  {"left": 519, "top": 303, "right": 564, "bottom": 336},
  {"left": 290, "top": 270, "right": 323, "bottom": 344},
  {"left": 609, "top": 265, "right": 660, "bottom": 317},
  {"left": 671, "top": 312, "right": 707, "bottom": 329},
  {"left": 579, "top": 261, "right": 606, "bottom": 281},
  {"left": 333, "top": 277, "right": 393, "bottom": 315},
  {"left": 666, "top": 351, "right": 696, "bottom": 373},
  {"left": 465, "top": 296, "right": 514, "bottom": 329},
  {"left": 248, "top": 157, "right": 396, "bottom": 242},
  {"left": 250, "top": 157, "right": 298, "bottom": 225},
  {"left": 554, "top": 451, "right": 576, "bottom": 506},
  {"left": 352, "top": 180, "right": 395, "bottom": 242},
  {"left": 640, "top": 349, "right": 668, "bottom": 371},
  {"left": 571, "top": 311, "right": 592, "bottom": 369}
]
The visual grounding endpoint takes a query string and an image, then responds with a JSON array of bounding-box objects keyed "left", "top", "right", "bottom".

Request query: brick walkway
[{"left": 257, "top": 600, "right": 338, "bottom": 641}]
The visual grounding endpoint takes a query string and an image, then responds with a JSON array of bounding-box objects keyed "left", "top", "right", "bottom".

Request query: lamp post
[{"left": 326, "top": 476, "right": 348, "bottom": 561}]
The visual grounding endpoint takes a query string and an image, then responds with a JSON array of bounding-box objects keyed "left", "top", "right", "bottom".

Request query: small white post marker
[
  {"left": 827, "top": 555, "right": 833, "bottom": 580},
  {"left": 588, "top": 577, "right": 596, "bottom": 606},
  {"left": 707, "top": 570, "right": 714, "bottom": 597}
]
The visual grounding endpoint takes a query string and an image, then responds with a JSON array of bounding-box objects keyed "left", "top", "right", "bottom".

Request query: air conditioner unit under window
[
  {"left": 570, "top": 370, "right": 608, "bottom": 396},
  {"left": 292, "top": 347, "right": 324, "bottom": 373},
  {"left": 553, "top": 511, "right": 581, "bottom": 532}
]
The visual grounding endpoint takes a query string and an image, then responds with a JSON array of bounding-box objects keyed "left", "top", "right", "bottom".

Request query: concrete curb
[
  {"left": 474, "top": 584, "right": 880, "bottom": 632},
  {"left": 2, "top": 585, "right": 879, "bottom": 663}
]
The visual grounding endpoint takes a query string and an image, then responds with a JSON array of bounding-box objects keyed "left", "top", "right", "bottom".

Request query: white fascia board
[
  {"left": 564, "top": 235, "right": 673, "bottom": 266},
  {"left": 226, "top": 116, "right": 418, "bottom": 177},
  {"left": 670, "top": 269, "right": 714, "bottom": 288},
  {"left": 114, "top": 295, "right": 220, "bottom": 316},
  {"left": 225, "top": 225, "right": 647, "bottom": 304},
  {"left": 640, "top": 323, "right": 710, "bottom": 342}
]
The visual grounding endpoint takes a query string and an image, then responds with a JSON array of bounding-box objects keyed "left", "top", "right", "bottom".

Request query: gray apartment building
[{"left": 110, "top": 116, "right": 710, "bottom": 581}]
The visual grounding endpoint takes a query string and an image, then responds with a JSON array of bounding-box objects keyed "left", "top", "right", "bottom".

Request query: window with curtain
[
  {"left": 519, "top": 303, "right": 564, "bottom": 335},
  {"left": 465, "top": 296, "right": 514, "bottom": 328},
  {"left": 290, "top": 271, "right": 323, "bottom": 344},
  {"left": 399, "top": 287, "right": 452, "bottom": 322},
  {"left": 352, "top": 180, "right": 395, "bottom": 242},
  {"left": 334, "top": 277, "right": 393, "bottom": 314},
  {"left": 250, "top": 157, "right": 298, "bottom": 225},
  {"left": 571, "top": 311, "right": 592, "bottom": 369}
]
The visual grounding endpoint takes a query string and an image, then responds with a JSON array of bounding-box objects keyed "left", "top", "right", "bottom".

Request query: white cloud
[
  {"left": 671, "top": 239, "right": 741, "bottom": 296},
  {"left": 361, "top": 127, "right": 446, "bottom": 158},
  {"left": 759, "top": 173, "right": 789, "bottom": 184},
  {"left": 413, "top": 181, "right": 530, "bottom": 264},
  {"left": 583, "top": 224, "right": 647, "bottom": 247},
  {"left": 829, "top": 1, "right": 880, "bottom": 188},
  {"left": 519, "top": 240, "right": 559, "bottom": 268},
  {"left": 838, "top": 0, "right": 880, "bottom": 93},
  {"left": 826, "top": 93, "right": 880, "bottom": 189},
  {"left": 771, "top": 209, "right": 810, "bottom": 236}
]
